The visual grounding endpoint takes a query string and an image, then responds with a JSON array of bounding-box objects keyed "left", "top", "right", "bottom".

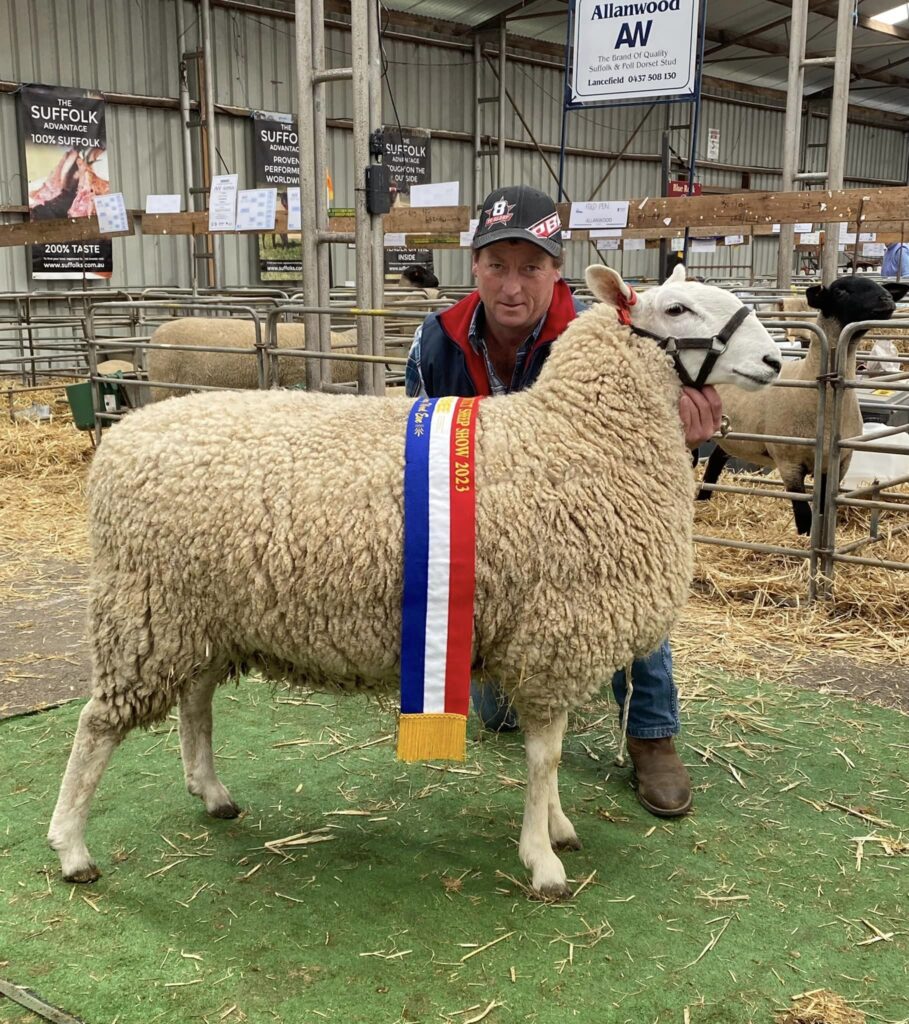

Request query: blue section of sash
[{"left": 400, "top": 397, "right": 437, "bottom": 713}]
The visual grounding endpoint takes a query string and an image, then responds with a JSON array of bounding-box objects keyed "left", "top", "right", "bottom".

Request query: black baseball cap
[{"left": 472, "top": 185, "right": 563, "bottom": 258}]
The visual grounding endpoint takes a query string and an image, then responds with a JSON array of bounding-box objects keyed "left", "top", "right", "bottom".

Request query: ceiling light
[{"left": 871, "top": 3, "right": 909, "bottom": 25}]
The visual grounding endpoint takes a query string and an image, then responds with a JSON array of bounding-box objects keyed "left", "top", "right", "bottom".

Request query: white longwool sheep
[
  {"left": 146, "top": 319, "right": 360, "bottom": 400},
  {"left": 49, "top": 265, "right": 781, "bottom": 897}
]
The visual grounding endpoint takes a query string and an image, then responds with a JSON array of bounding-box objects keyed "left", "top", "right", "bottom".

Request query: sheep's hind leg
[
  {"left": 548, "top": 759, "right": 581, "bottom": 852},
  {"left": 697, "top": 446, "right": 729, "bottom": 501},
  {"left": 520, "top": 710, "right": 572, "bottom": 898},
  {"left": 48, "top": 698, "right": 125, "bottom": 883},
  {"left": 179, "top": 673, "right": 241, "bottom": 819}
]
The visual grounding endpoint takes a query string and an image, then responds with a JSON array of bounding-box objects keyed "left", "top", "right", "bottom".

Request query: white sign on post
[
  {"left": 145, "top": 194, "right": 182, "bottom": 214},
  {"left": 569, "top": 201, "right": 629, "bottom": 229},
  {"left": 208, "top": 174, "right": 239, "bottom": 232},
  {"left": 724, "top": 234, "right": 744, "bottom": 246},
  {"left": 623, "top": 237, "right": 646, "bottom": 250},
  {"left": 94, "top": 193, "right": 129, "bottom": 234},
  {"left": 286, "top": 187, "right": 301, "bottom": 231},
  {"left": 596, "top": 238, "right": 620, "bottom": 251},
  {"left": 569, "top": 0, "right": 701, "bottom": 105},
  {"left": 235, "top": 188, "right": 277, "bottom": 232},
  {"left": 410, "top": 181, "right": 459, "bottom": 207},
  {"left": 706, "top": 128, "right": 720, "bottom": 161}
]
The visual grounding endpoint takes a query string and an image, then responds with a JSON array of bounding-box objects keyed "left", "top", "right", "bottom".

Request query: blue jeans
[{"left": 471, "top": 640, "right": 680, "bottom": 738}]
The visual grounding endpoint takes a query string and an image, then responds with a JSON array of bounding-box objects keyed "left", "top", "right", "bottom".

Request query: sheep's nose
[{"left": 763, "top": 354, "right": 782, "bottom": 373}]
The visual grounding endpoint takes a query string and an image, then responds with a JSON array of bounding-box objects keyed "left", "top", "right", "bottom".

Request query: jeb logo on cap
[
  {"left": 482, "top": 198, "right": 515, "bottom": 228},
  {"left": 528, "top": 213, "right": 561, "bottom": 240}
]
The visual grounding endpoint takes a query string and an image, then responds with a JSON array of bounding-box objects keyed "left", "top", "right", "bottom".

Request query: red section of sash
[{"left": 444, "top": 397, "right": 479, "bottom": 714}]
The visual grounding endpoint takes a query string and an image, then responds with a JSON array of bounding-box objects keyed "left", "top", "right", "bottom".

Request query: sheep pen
[
  {"left": 46, "top": 264, "right": 785, "bottom": 897},
  {"left": 145, "top": 318, "right": 366, "bottom": 399}
]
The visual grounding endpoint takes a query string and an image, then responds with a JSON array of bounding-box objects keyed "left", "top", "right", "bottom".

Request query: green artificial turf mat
[{"left": 1, "top": 675, "right": 906, "bottom": 1024}]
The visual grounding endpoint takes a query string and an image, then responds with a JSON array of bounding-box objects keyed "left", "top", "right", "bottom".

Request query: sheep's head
[
  {"left": 586, "top": 264, "right": 782, "bottom": 391},
  {"left": 806, "top": 278, "right": 908, "bottom": 341}
]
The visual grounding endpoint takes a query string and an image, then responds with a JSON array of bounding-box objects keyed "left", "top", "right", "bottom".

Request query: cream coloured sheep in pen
[
  {"left": 145, "top": 318, "right": 363, "bottom": 400},
  {"left": 48, "top": 264, "right": 781, "bottom": 898},
  {"left": 698, "top": 277, "right": 908, "bottom": 535}
]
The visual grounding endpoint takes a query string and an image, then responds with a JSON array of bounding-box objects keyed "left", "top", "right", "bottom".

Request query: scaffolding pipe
[
  {"left": 368, "top": 0, "right": 386, "bottom": 395},
  {"left": 295, "top": 0, "right": 323, "bottom": 390},
  {"left": 473, "top": 35, "right": 483, "bottom": 208},
  {"left": 821, "top": 0, "right": 855, "bottom": 284},
  {"left": 200, "top": 0, "right": 221, "bottom": 289},
  {"left": 351, "top": 0, "right": 376, "bottom": 395},
  {"left": 175, "top": 0, "right": 198, "bottom": 293},
  {"left": 497, "top": 17, "right": 507, "bottom": 188},
  {"left": 777, "top": 0, "right": 809, "bottom": 288}
]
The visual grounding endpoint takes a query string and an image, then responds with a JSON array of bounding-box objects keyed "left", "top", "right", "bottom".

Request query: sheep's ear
[
  {"left": 805, "top": 285, "right": 827, "bottom": 312},
  {"left": 585, "top": 264, "right": 632, "bottom": 306},
  {"left": 669, "top": 263, "right": 687, "bottom": 283},
  {"left": 882, "top": 281, "right": 909, "bottom": 302}
]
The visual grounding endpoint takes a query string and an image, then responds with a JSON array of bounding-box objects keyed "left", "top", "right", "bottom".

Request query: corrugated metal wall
[{"left": 1, "top": 0, "right": 908, "bottom": 294}]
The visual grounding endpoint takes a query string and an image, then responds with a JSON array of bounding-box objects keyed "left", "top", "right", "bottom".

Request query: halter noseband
[{"left": 628, "top": 304, "right": 754, "bottom": 389}]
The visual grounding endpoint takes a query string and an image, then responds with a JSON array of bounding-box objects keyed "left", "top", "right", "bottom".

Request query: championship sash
[{"left": 398, "top": 396, "right": 480, "bottom": 762}]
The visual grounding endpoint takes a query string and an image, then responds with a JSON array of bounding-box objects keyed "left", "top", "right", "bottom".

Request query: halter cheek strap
[{"left": 630, "top": 305, "right": 754, "bottom": 390}]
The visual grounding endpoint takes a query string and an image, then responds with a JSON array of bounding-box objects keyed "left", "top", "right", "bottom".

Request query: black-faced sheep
[
  {"left": 48, "top": 265, "right": 780, "bottom": 898},
  {"left": 699, "top": 277, "right": 909, "bottom": 535}
]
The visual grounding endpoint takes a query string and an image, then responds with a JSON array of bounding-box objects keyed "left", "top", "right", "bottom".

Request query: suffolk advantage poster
[{"left": 21, "top": 83, "right": 112, "bottom": 279}]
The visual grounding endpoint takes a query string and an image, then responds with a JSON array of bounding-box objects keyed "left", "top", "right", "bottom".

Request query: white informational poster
[
  {"left": 724, "top": 234, "right": 744, "bottom": 246},
  {"left": 841, "top": 232, "right": 857, "bottom": 244},
  {"left": 794, "top": 222, "right": 813, "bottom": 234},
  {"left": 384, "top": 233, "right": 407, "bottom": 247},
  {"left": 145, "top": 194, "right": 182, "bottom": 214},
  {"left": 459, "top": 218, "right": 479, "bottom": 247},
  {"left": 286, "top": 186, "right": 301, "bottom": 231},
  {"left": 410, "top": 180, "right": 459, "bottom": 207},
  {"left": 859, "top": 232, "right": 876, "bottom": 242},
  {"left": 569, "top": 0, "right": 701, "bottom": 106},
  {"left": 670, "top": 236, "right": 685, "bottom": 249},
  {"left": 706, "top": 128, "right": 720, "bottom": 161},
  {"left": 863, "top": 242, "right": 886, "bottom": 258},
  {"left": 623, "top": 237, "right": 646, "bottom": 250},
  {"left": 799, "top": 232, "right": 821, "bottom": 246},
  {"left": 94, "top": 193, "right": 129, "bottom": 234},
  {"left": 235, "top": 188, "right": 277, "bottom": 232},
  {"left": 208, "top": 174, "right": 239, "bottom": 232},
  {"left": 596, "top": 238, "right": 620, "bottom": 251},
  {"left": 569, "top": 201, "right": 629, "bottom": 229},
  {"left": 690, "top": 238, "right": 716, "bottom": 252}
]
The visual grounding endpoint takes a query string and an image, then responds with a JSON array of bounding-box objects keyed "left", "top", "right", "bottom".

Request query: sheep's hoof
[
  {"left": 63, "top": 864, "right": 102, "bottom": 884},
  {"left": 535, "top": 880, "right": 574, "bottom": 901},
  {"left": 552, "top": 836, "right": 582, "bottom": 852},
  {"left": 208, "top": 800, "right": 242, "bottom": 820}
]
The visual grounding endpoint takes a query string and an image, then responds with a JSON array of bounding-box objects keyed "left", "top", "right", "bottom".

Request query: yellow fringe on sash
[{"left": 396, "top": 713, "right": 467, "bottom": 762}]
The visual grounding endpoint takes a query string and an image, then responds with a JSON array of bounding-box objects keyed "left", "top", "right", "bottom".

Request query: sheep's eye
[{"left": 665, "top": 304, "right": 688, "bottom": 317}]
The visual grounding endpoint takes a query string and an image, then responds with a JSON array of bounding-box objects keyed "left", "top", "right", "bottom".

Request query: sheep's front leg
[
  {"left": 519, "top": 710, "right": 573, "bottom": 898},
  {"left": 179, "top": 675, "right": 241, "bottom": 819},
  {"left": 48, "top": 698, "right": 124, "bottom": 883}
]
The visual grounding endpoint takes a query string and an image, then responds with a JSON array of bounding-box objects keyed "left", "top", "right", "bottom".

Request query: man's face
[{"left": 472, "top": 241, "right": 561, "bottom": 336}]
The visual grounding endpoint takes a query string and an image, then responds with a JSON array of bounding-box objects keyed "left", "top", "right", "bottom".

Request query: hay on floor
[{"left": 775, "top": 989, "right": 866, "bottom": 1024}]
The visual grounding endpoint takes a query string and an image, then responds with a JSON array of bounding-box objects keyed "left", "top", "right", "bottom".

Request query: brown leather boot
[{"left": 626, "top": 736, "right": 692, "bottom": 818}]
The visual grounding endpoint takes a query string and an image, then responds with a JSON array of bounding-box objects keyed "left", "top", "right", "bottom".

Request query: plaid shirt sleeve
[{"left": 405, "top": 325, "right": 426, "bottom": 397}]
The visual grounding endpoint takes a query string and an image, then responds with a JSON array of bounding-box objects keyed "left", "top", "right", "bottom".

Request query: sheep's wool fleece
[
  {"left": 147, "top": 319, "right": 358, "bottom": 399},
  {"left": 90, "top": 303, "right": 695, "bottom": 728}
]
